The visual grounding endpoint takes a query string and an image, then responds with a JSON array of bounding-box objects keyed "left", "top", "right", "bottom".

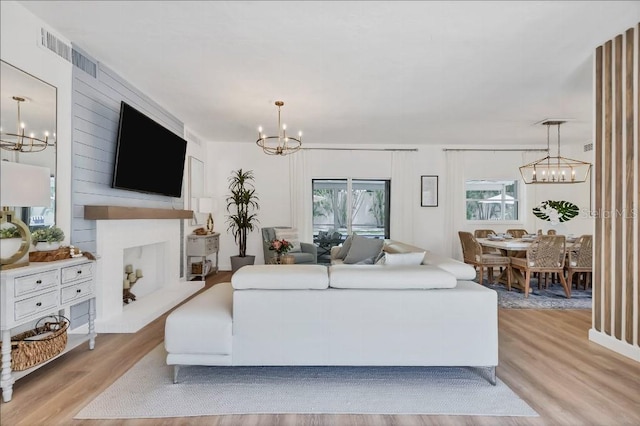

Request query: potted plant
[
  {"left": 225, "top": 169, "right": 260, "bottom": 272},
  {"left": 31, "top": 225, "right": 65, "bottom": 251}
]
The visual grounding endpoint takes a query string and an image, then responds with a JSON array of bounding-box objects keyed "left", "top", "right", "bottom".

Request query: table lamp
[
  {"left": 1, "top": 161, "right": 51, "bottom": 270},
  {"left": 198, "top": 197, "right": 214, "bottom": 234}
]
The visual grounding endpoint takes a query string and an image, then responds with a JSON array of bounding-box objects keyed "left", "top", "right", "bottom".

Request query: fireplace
[{"left": 84, "top": 216, "right": 203, "bottom": 333}]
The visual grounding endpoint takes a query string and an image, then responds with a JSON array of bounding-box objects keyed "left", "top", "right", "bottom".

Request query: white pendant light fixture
[
  {"left": 256, "top": 101, "right": 302, "bottom": 156},
  {"left": 519, "top": 120, "right": 592, "bottom": 184}
]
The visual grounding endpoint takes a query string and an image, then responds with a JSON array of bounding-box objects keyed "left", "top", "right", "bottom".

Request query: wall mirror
[
  {"left": 0, "top": 60, "right": 57, "bottom": 230},
  {"left": 188, "top": 156, "right": 205, "bottom": 226}
]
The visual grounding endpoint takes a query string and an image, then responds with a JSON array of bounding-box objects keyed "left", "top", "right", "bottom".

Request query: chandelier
[
  {"left": 0, "top": 96, "right": 55, "bottom": 153},
  {"left": 256, "top": 101, "right": 302, "bottom": 156},
  {"left": 519, "top": 120, "right": 592, "bottom": 184}
]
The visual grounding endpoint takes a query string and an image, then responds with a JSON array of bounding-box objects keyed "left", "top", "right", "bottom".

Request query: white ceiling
[{"left": 19, "top": 1, "right": 640, "bottom": 148}]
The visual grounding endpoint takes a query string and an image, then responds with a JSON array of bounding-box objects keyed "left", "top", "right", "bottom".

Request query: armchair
[{"left": 261, "top": 227, "right": 317, "bottom": 264}]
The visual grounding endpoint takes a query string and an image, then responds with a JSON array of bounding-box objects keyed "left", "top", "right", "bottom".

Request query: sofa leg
[
  {"left": 173, "top": 365, "right": 180, "bottom": 384},
  {"left": 489, "top": 366, "right": 496, "bottom": 386}
]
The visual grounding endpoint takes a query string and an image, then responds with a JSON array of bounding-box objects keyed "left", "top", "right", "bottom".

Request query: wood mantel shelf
[{"left": 84, "top": 205, "right": 193, "bottom": 220}]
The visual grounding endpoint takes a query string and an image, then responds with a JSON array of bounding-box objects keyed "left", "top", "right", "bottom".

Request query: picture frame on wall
[{"left": 421, "top": 175, "right": 438, "bottom": 207}]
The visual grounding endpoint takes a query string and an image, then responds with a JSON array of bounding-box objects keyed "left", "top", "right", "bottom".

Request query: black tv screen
[{"left": 112, "top": 102, "right": 187, "bottom": 197}]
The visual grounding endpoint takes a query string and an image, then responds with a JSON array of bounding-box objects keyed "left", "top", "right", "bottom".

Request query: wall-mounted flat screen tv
[{"left": 112, "top": 101, "right": 187, "bottom": 198}]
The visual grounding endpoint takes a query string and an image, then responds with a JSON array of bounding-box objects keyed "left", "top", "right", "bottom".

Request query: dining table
[
  {"left": 477, "top": 237, "right": 576, "bottom": 293},
  {"left": 476, "top": 238, "right": 530, "bottom": 291}
]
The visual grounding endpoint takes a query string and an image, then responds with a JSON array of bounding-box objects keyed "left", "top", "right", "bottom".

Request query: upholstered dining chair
[
  {"left": 506, "top": 229, "right": 529, "bottom": 238},
  {"left": 458, "top": 231, "right": 511, "bottom": 286},
  {"left": 509, "top": 235, "right": 570, "bottom": 298},
  {"left": 565, "top": 234, "right": 593, "bottom": 290},
  {"left": 547, "top": 229, "right": 557, "bottom": 235},
  {"left": 474, "top": 229, "right": 501, "bottom": 255}
]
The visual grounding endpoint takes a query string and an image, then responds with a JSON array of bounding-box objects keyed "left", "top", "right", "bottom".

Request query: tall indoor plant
[{"left": 226, "top": 169, "right": 260, "bottom": 272}]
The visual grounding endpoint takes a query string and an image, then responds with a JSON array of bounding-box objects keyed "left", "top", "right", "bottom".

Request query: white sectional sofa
[{"left": 165, "top": 241, "right": 499, "bottom": 385}]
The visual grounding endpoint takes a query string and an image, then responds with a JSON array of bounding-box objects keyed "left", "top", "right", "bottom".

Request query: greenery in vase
[
  {"left": 0, "top": 226, "right": 21, "bottom": 239},
  {"left": 31, "top": 226, "right": 65, "bottom": 243},
  {"left": 225, "top": 169, "right": 260, "bottom": 257}
]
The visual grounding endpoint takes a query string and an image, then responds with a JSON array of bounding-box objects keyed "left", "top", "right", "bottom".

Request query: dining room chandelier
[
  {"left": 256, "top": 101, "right": 302, "bottom": 156},
  {"left": 519, "top": 120, "right": 592, "bottom": 184},
  {"left": 0, "top": 96, "right": 55, "bottom": 153}
]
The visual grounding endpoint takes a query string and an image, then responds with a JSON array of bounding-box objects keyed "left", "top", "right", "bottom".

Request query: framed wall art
[{"left": 421, "top": 175, "right": 438, "bottom": 207}]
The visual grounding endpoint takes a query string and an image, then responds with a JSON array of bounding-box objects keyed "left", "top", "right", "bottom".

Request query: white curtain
[
  {"left": 444, "top": 150, "right": 465, "bottom": 260},
  {"left": 390, "top": 151, "right": 416, "bottom": 243},
  {"left": 288, "top": 150, "right": 313, "bottom": 242}
]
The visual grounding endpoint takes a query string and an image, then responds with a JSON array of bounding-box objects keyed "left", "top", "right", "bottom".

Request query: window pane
[
  {"left": 312, "top": 179, "right": 347, "bottom": 235},
  {"left": 465, "top": 180, "right": 519, "bottom": 221},
  {"left": 352, "top": 180, "right": 388, "bottom": 238}
]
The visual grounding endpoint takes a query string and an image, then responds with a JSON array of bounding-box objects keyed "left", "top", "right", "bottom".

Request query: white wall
[
  {"left": 1, "top": 1, "right": 73, "bottom": 244},
  {"left": 207, "top": 141, "right": 594, "bottom": 269}
]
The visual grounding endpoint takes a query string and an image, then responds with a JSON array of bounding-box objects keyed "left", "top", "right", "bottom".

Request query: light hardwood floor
[{"left": 1, "top": 271, "right": 638, "bottom": 426}]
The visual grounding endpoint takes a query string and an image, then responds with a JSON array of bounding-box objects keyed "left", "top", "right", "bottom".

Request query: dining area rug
[{"left": 483, "top": 278, "right": 592, "bottom": 309}]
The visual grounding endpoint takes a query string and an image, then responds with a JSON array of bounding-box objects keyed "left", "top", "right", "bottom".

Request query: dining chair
[
  {"left": 458, "top": 231, "right": 511, "bottom": 287},
  {"left": 509, "top": 235, "right": 570, "bottom": 298},
  {"left": 506, "top": 229, "right": 528, "bottom": 238},
  {"left": 565, "top": 234, "right": 593, "bottom": 290},
  {"left": 547, "top": 229, "right": 557, "bottom": 235},
  {"left": 474, "top": 229, "right": 502, "bottom": 255}
]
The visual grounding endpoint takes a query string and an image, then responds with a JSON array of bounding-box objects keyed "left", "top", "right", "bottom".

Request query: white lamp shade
[
  {"left": 198, "top": 197, "right": 213, "bottom": 213},
  {"left": 1, "top": 161, "right": 51, "bottom": 207}
]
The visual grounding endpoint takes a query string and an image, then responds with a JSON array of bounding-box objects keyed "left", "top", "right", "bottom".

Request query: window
[
  {"left": 465, "top": 180, "right": 519, "bottom": 221},
  {"left": 312, "top": 179, "right": 390, "bottom": 238}
]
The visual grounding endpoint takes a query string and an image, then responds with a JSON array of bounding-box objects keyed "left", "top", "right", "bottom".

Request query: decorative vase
[{"left": 35, "top": 241, "right": 60, "bottom": 251}]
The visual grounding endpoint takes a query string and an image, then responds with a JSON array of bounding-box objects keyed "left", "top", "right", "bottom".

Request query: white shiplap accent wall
[{"left": 70, "top": 54, "right": 186, "bottom": 256}]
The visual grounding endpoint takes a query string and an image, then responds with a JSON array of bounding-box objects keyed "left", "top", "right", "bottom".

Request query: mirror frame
[
  {"left": 0, "top": 60, "right": 57, "bottom": 231},
  {"left": 188, "top": 156, "right": 205, "bottom": 226}
]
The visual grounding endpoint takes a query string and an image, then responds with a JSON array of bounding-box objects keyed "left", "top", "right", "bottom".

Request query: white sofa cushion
[
  {"left": 232, "top": 264, "right": 329, "bottom": 289},
  {"left": 329, "top": 264, "right": 457, "bottom": 289},
  {"left": 379, "top": 251, "right": 426, "bottom": 265},
  {"left": 422, "top": 252, "right": 477, "bottom": 280},
  {"left": 164, "top": 282, "right": 233, "bottom": 356}
]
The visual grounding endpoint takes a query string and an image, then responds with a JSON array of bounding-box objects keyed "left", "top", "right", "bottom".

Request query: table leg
[{"left": 1, "top": 329, "right": 14, "bottom": 402}]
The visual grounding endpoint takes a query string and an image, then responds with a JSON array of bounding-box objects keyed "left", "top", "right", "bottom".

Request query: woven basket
[{"left": 1, "top": 315, "right": 69, "bottom": 371}]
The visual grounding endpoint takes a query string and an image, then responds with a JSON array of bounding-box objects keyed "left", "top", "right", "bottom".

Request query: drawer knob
[
  {"left": 36, "top": 302, "right": 42, "bottom": 307},
  {"left": 76, "top": 289, "right": 82, "bottom": 293},
  {"left": 77, "top": 270, "right": 82, "bottom": 274},
  {"left": 36, "top": 279, "right": 42, "bottom": 284}
]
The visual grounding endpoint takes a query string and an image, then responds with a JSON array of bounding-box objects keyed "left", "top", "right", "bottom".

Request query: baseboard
[{"left": 588, "top": 329, "right": 640, "bottom": 362}]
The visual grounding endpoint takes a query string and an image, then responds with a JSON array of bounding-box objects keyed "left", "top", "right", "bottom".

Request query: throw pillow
[
  {"left": 335, "top": 234, "right": 354, "bottom": 259},
  {"left": 343, "top": 235, "right": 384, "bottom": 264},
  {"left": 383, "top": 251, "right": 426, "bottom": 266},
  {"left": 274, "top": 228, "right": 301, "bottom": 253},
  {"left": 374, "top": 251, "right": 386, "bottom": 264}
]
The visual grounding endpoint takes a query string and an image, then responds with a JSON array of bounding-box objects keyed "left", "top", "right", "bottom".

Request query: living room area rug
[
  {"left": 75, "top": 344, "right": 538, "bottom": 419},
  {"left": 483, "top": 278, "right": 592, "bottom": 309}
]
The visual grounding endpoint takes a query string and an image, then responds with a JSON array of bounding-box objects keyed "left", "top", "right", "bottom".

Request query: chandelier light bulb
[
  {"left": 258, "top": 126, "right": 262, "bottom": 133},
  {"left": 20, "top": 122, "right": 25, "bottom": 129},
  {"left": 282, "top": 124, "right": 287, "bottom": 130}
]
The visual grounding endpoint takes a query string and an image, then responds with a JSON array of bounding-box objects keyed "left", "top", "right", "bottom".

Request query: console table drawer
[
  {"left": 14, "top": 270, "right": 59, "bottom": 298},
  {"left": 14, "top": 290, "right": 58, "bottom": 321},
  {"left": 61, "top": 262, "right": 94, "bottom": 284},
  {"left": 61, "top": 280, "right": 94, "bottom": 304}
]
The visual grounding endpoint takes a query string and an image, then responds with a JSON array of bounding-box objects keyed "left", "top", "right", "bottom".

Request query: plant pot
[
  {"left": 230, "top": 255, "right": 255, "bottom": 273},
  {"left": 34, "top": 241, "right": 61, "bottom": 251}
]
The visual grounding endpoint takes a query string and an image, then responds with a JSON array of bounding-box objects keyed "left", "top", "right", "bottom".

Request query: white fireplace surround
[{"left": 86, "top": 218, "right": 202, "bottom": 333}]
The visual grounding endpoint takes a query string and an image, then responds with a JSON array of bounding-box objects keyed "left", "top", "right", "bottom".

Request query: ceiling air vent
[
  {"left": 584, "top": 142, "right": 593, "bottom": 152},
  {"left": 40, "top": 28, "right": 97, "bottom": 78},
  {"left": 40, "top": 27, "right": 72, "bottom": 62}
]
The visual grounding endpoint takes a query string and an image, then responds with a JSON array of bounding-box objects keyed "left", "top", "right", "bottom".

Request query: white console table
[
  {"left": 186, "top": 233, "right": 219, "bottom": 281},
  {"left": 0, "top": 257, "right": 97, "bottom": 402}
]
